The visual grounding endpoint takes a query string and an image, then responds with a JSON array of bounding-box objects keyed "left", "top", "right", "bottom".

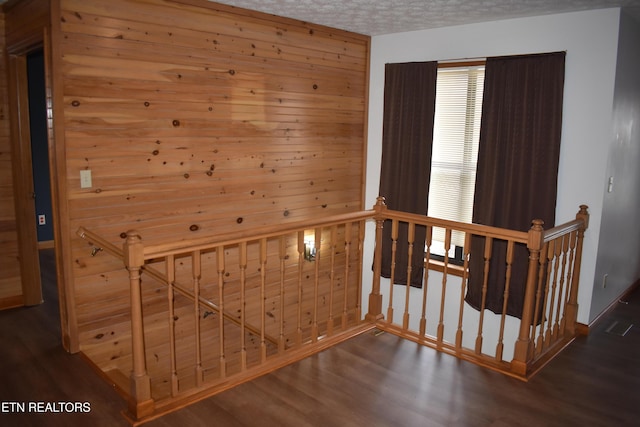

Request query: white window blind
[{"left": 428, "top": 65, "right": 485, "bottom": 248}]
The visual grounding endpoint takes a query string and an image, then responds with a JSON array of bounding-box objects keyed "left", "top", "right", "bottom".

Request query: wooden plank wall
[
  {"left": 55, "top": 0, "right": 369, "bottom": 364},
  {"left": 0, "top": 11, "right": 24, "bottom": 309}
]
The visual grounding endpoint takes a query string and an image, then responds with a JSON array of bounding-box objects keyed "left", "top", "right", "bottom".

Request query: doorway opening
[
  {"left": 26, "top": 48, "right": 58, "bottom": 319},
  {"left": 5, "top": 45, "right": 56, "bottom": 312},
  {"left": 27, "top": 49, "right": 54, "bottom": 248}
]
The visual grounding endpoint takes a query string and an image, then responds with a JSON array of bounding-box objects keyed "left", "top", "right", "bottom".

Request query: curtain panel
[
  {"left": 378, "top": 62, "right": 438, "bottom": 287},
  {"left": 465, "top": 52, "right": 566, "bottom": 318}
]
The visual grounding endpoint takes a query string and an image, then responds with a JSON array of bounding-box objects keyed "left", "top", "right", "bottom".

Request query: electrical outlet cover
[{"left": 80, "top": 170, "right": 92, "bottom": 188}]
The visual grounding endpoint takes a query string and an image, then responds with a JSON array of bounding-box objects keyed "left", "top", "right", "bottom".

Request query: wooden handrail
[
  {"left": 543, "top": 204, "right": 589, "bottom": 242},
  {"left": 564, "top": 205, "right": 589, "bottom": 336},
  {"left": 77, "top": 227, "right": 124, "bottom": 260},
  {"left": 378, "top": 208, "right": 530, "bottom": 244},
  {"left": 143, "top": 210, "right": 375, "bottom": 259},
  {"left": 543, "top": 219, "right": 583, "bottom": 242}
]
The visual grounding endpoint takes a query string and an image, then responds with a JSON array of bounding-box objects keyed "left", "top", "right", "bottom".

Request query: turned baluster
[
  {"left": 260, "top": 238, "right": 268, "bottom": 361},
  {"left": 474, "top": 236, "right": 493, "bottom": 354},
  {"left": 560, "top": 231, "right": 577, "bottom": 333},
  {"left": 496, "top": 240, "right": 514, "bottom": 361},
  {"left": 296, "top": 231, "right": 304, "bottom": 345},
  {"left": 387, "top": 219, "right": 399, "bottom": 323},
  {"left": 511, "top": 219, "right": 544, "bottom": 376},
  {"left": 311, "top": 228, "right": 321, "bottom": 342},
  {"left": 455, "top": 233, "right": 471, "bottom": 350},
  {"left": 166, "top": 254, "right": 178, "bottom": 396},
  {"left": 564, "top": 205, "right": 589, "bottom": 335},
  {"left": 217, "top": 247, "right": 227, "bottom": 377},
  {"left": 192, "top": 250, "right": 203, "bottom": 386},
  {"left": 545, "top": 240, "right": 562, "bottom": 348},
  {"left": 554, "top": 233, "right": 571, "bottom": 338},
  {"left": 327, "top": 225, "right": 338, "bottom": 336},
  {"left": 533, "top": 242, "right": 551, "bottom": 355},
  {"left": 403, "top": 222, "right": 415, "bottom": 331},
  {"left": 123, "top": 231, "right": 154, "bottom": 418},
  {"left": 437, "top": 228, "right": 452, "bottom": 345},
  {"left": 278, "top": 236, "right": 286, "bottom": 353},
  {"left": 356, "top": 219, "right": 365, "bottom": 322},
  {"left": 238, "top": 243, "right": 246, "bottom": 371},
  {"left": 419, "top": 226, "right": 432, "bottom": 337},
  {"left": 342, "top": 222, "right": 353, "bottom": 329},
  {"left": 367, "top": 197, "right": 386, "bottom": 321}
]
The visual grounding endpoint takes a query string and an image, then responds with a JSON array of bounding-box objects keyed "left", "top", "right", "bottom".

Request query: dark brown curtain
[
  {"left": 466, "top": 52, "right": 566, "bottom": 318},
  {"left": 378, "top": 62, "right": 437, "bottom": 287}
]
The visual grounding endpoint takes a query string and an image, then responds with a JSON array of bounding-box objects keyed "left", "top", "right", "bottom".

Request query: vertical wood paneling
[{"left": 58, "top": 0, "right": 369, "bottom": 366}]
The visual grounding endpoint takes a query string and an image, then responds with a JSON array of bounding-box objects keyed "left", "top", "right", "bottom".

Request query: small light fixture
[{"left": 304, "top": 239, "right": 316, "bottom": 261}]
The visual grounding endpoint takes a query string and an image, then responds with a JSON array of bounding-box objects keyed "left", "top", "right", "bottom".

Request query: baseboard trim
[
  {"left": 580, "top": 278, "right": 640, "bottom": 335},
  {"left": 575, "top": 322, "right": 589, "bottom": 336},
  {"left": 38, "top": 240, "right": 55, "bottom": 249},
  {"left": 0, "top": 295, "right": 24, "bottom": 310}
]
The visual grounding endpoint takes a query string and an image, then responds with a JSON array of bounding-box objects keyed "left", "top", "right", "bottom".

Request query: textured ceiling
[{"left": 211, "top": 0, "right": 640, "bottom": 35}]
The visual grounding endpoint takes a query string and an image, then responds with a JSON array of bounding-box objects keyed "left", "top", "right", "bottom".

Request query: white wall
[
  {"left": 364, "top": 8, "right": 622, "bottom": 324},
  {"left": 590, "top": 10, "right": 640, "bottom": 321}
]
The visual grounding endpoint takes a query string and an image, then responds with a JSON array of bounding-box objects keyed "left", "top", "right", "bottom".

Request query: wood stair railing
[
  {"left": 77, "top": 198, "right": 588, "bottom": 421},
  {"left": 80, "top": 211, "right": 372, "bottom": 421},
  {"left": 366, "top": 197, "right": 589, "bottom": 380}
]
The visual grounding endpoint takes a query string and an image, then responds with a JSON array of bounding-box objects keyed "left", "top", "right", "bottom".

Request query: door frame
[
  {"left": 5, "top": 0, "right": 78, "bottom": 352},
  {"left": 7, "top": 47, "right": 43, "bottom": 307}
]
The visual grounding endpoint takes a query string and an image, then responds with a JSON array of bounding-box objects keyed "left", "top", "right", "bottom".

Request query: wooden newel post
[
  {"left": 564, "top": 205, "right": 589, "bottom": 335},
  {"left": 366, "top": 196, "right": 386, "bottom": 321},
  {"left": 511, "top": 219, "right": 544, "bottom": 377},
  {"left": 123, "top": 230, "right": 154, "bottom": 419}
]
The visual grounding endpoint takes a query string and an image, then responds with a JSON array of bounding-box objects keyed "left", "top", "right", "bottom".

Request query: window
[{"left": 427, "top": 63, "right": 485, "bottom": 261}]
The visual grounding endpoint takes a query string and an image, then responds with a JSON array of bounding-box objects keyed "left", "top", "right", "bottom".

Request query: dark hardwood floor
[{"left": 1, "top": 249, "right": 638, "bottom": 426}]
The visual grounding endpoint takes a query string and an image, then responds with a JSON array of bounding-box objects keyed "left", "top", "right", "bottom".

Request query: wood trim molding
[
  {"left": 37, "top": 240, "right": 55, "bottom": 249},
  {"left": 428, "top": 259, "right": 465, "bottom": 277},
  {"left": 0, "top": 295, "right": 24, "bottom": 310},
  {"left": 7, "top": 51, "right": 43, "bottom": 307},
  {"left": 578, "top": 278, "right": 640, "bottom": 336},
  {"left": 575, "top": 322, "right": 590, "bottom": 336},
  {"left": 438, "top": 60, "right": 486, "bottom": 69},
  {"left": 47, "top": 0, "right": 78, "bottom": 353}
]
